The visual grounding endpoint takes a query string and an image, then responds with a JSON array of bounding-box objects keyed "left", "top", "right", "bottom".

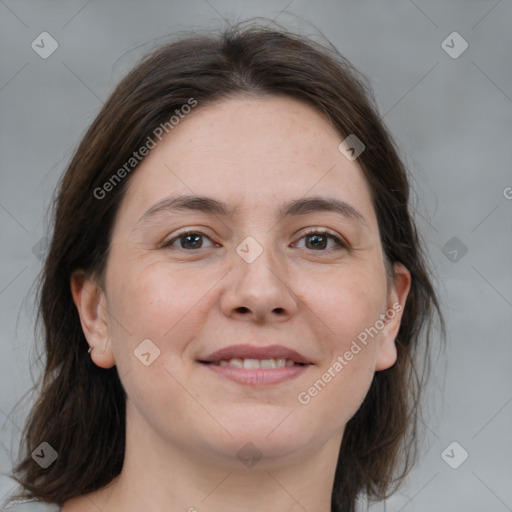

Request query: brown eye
[
  {"left": 163, "top": 231, "right": 214, "bottom": 250},
  {"left": 295, "top": 230, "right": 347, "bottom": 251}
]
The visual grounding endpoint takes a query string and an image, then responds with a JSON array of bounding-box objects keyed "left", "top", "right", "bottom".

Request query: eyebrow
[{"left": 136, "top": 194, "right": 369, "bottom": 229}]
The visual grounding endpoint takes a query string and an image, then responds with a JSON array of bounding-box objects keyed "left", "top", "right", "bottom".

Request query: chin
[
  {"left": 203, "top": 414, "right": 315, "bottom": 456},
  {"left": 200, "top": 433, "right": 314, "bottom": 469}
]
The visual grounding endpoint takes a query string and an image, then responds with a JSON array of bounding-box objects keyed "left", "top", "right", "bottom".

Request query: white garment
[{"left": 1, "top": 500, "right": 60, "bottom": 511}]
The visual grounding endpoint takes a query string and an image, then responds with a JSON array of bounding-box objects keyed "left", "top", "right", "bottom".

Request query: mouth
[
  {"left": 201, "top": 358, "right": 305, "bottom": 369},
  {"left": 197, "top": 344, "right": 313, "bottom": 386}
]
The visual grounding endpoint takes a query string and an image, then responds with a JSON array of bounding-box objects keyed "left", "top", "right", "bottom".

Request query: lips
[
  {"left": 198, "top": 344, "right": 312, "bottom": 386},
  {"left": 198, "top": 344, "right": 312, "bottom": 365}
]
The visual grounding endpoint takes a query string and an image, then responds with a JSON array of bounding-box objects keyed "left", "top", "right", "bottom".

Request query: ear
[
  {"left": 375, "top": 262, "right": 411, "bottom": 371},
  {"left": 70, "top": 270, "right": 116, "bottom": 369}
]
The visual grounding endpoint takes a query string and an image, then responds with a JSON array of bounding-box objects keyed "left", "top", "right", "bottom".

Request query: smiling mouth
[
  {"left": 200, "top": 358, "right": 307, "bottom": 369},
  {"left": 199, "top": 358, "right": 310, "bottom": 386},
  {"left": 197, "top": 344, "right": 313, "bottom": 385}
]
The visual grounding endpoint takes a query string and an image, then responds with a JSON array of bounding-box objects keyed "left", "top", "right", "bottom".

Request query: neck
[{"left": 75, "top": 401, "right": 343, "bottom": 512}]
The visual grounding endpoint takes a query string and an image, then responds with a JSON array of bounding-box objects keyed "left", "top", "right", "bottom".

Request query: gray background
[{"left": 1, "top": 1, "right": 511, "bottom": 510}]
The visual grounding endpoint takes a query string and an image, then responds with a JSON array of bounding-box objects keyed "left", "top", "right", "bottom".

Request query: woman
[{"left": 4, "top": 22, "right": 444, "bottom": 512}]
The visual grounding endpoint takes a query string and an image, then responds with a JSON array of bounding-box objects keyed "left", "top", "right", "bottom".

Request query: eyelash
[{"left": 161, "top": 228, "right": 348, "bottom": 252}]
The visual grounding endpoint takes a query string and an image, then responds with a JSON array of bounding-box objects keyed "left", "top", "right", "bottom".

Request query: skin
[{"left": 67, "top": 95, "right": 410, "bottom": 512}]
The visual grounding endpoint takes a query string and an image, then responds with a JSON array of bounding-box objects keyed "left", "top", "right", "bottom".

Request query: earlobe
[
  {"left": 375, "top": 262, "right": 411, "bottom": 371},
  {"left": 70, "top": 270, "right": 116, "bottom": 369},
  {"left": 374, "top": 337, "right": 398, "bottom": 371}
]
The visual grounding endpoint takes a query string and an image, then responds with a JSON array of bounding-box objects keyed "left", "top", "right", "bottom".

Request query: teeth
[
  {"left": 212, "top": 358, "right": 299, "bottom": 369},
  {"left": 243, "top": 359, "right": 260, "bottom": 369}
]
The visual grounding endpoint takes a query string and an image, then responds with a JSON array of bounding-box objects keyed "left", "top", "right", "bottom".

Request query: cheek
[
  {"left": 297, "top": 334, "right": 377, "bottom": 433},
  {"left": 104, "top": 261, "right": 196, "bottom": 365},
  {"left": 104, "top": 257, "right": 230, "bottom": 381},
  {"left": 300, "top": 262, "right": 387, "bottom": 347},
  {"left": 107, "top": 257, "right": 204, "bottom": 328},
  {"left": 293, "top": 264, "right": 385, "bottom": 420},
  {"left": 103, "top": 262, "right": 211, "bottom": 430}
]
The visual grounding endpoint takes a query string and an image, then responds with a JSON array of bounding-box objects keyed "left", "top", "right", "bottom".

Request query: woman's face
[{"left": 75, "top": 95, "right": 410, "bottom": 466}]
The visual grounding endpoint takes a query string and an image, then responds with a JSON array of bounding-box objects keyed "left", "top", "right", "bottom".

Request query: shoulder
[{"left": 1, "top": 500, "right": 60, "bottom": 512}]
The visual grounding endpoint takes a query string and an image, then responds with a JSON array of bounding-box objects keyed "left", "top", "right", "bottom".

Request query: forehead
[{"left": 116, "top": 95, "right": 378, "bottom": 231}]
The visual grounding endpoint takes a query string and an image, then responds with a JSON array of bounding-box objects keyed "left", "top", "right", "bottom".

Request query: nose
[{"left": 220, "top": 238, "right": 298, "bottom": 324}]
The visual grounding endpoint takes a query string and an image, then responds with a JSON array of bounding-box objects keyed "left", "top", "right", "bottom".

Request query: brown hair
[{"left": 8, "top": 22, "right": 445, "bottom": 512}]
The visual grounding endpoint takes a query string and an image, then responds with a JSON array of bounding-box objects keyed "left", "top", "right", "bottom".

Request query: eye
[
  {"left": 294, "top": 229, "right": 347, "bottom": 251},
  {"left": 161, "top": 231, "right": 215, "bottom": 250}
]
